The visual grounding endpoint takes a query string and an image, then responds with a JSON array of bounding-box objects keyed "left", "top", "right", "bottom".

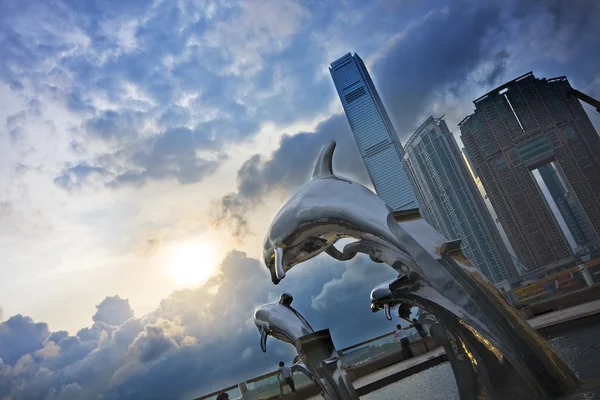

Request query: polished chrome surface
[
  {"left": 297, "top": 329, "right": 359, "bottom": 400},
  {"left": 262, "top": 141, "right": 400, "bottom": 285},
  {"left": 254, "top": 293, "right": 313, "bottom": 352},
  {"left": 261, "top": 140, "right": 580, "bottom": 399},
  {"left": 290, "top": 357, "right": 327, "bottom": 399}
]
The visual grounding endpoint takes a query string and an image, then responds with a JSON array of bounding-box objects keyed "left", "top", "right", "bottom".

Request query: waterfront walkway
[
  {"left": 305, "top": 348, "right": 447, "bottom": 400},
  {"left": 304, "top": 299, "right": 600, "bottom": 399},
  {"left": 195, "top": 296, "right": 600, "bottom": 400},
  {"left": 528, "top": 298, "right": 600, "bottom": 330},
  {"left": 353, "top": 347, "right": 446, "bottom": 393}
]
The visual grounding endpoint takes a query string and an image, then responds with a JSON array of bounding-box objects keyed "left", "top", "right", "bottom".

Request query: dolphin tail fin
[{"left": 312, "top": 141, "right": 336, "bottom": 179}]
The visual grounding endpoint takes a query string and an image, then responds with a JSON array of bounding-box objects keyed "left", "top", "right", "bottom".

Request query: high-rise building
[
  {"left": 403, "top": 116, "right": 518, "bottom": 282},
  {"left": 460, "top": 72, "right": 600, "bottom": 271},
  {"left": 463, "top": 148, "right": 529, "bottom": 272},
  {"left": 462, "top": 148, "right": 479, "bottom": 179},
  {"left": 536, "top": 163, "right": 595, "bottom": 250},
  {"left": 329, "top": 53, "right": 418, "bottom": 211}
]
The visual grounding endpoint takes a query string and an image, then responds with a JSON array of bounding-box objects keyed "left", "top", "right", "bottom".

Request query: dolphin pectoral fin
[
  {"left": 369, "top": 254, "right": 383, "bottom": 263},
  {"left": 398, "top": 303, "right": 413, "bottom": 321},
  {"left": 325, "top": 246, "right": 356, "bottom": 261},
  {"left": 311, "top": 141, "right": 335, "bottom": 179},
  {"left": 384, "top": 303, "right": 392, "bottom": 321},
  {"left": 388, "top": 274, "right": 408, "bottom": 291},
  {"left": 274, "top": 247, "right": 286, "bottom": 280},
  {"left": 260, "top": 329, "right": 268, "bottom": 353}
]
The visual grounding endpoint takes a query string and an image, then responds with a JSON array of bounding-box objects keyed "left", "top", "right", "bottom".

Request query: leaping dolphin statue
[
  {"left": 261, "top": 140, "right": 580, "bottom": 399},
  {"left": 263, "top": 141, "right": 415, "bottom": 285}
]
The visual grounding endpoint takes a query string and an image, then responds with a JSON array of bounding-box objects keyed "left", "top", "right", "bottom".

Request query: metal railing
[
  {"left": 195, "top": 326, "right": 429, "bottom": 400},
  {"left": 194, "top": 384, "right": 242, "bottom": 400},
  {"left": 504, "top": 259, "right": 600, "bottom": 307},
  {"left": 196, "top": 260, "right": 600, "bottom": 400},
  {"left": 339, "top": 327, "right": 422, "bottom": 368},
  {"left": 244, "top": 369, "right": 313, "bottom": 400}
]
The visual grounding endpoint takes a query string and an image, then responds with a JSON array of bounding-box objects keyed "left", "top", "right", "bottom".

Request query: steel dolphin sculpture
[
  {"left": 262, "top": 141, "right": 413, "bottom": 284},
  {"left": 261, "top": 140, "right": 580, "bottom": 399}
]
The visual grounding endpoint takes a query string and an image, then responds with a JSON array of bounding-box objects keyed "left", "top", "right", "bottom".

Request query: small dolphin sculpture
[
  {"left": 254, "top": 293, "right": 313, "bottom": 352},
  {"left": 254, "top": 294, "right": 358, "bottom": 400},
  {"left": 370, "top": 276, "right": 415, "bottom": 321}
]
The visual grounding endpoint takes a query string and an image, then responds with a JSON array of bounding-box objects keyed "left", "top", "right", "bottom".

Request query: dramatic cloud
[
  {"left": 0, "top": 251, "right": 400, "bottom": 399},
  {"left": 91, "top": 296, "right": 135, "bottom": 327},
  {"left": 312, "top": 256, "right": 397, "bottom": 311},
  {"left": 374, "top": 0, "right": 600, "bottom": 139},
  {"left": 213, "top": 114, "right": 371, "bottom": 237},
  {"left": 0, "top": 315, "right": 49, "bottom": 366},
  {"left": 214, "top": 0, "right": 600, "bottom": 239},
  {"left": 372, "top": 1, "right": 506, "bottom": 139}
]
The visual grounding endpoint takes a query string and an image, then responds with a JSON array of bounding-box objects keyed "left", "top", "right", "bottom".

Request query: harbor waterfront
[
  {"left": 361, "top": 321, "right": 600, "bottom": 400},
  {"left": 195, "top": 293, "right": 600, "bottom": 400}
]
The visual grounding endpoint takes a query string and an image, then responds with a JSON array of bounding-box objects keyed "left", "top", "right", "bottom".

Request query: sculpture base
[{"left": 297, "top": 329, "right": 359, "bottom": 400}]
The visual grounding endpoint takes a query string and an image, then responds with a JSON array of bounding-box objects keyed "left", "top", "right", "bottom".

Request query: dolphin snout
[
  {"left": 265, "top": 258, "right": 281, "bottom": 285},
  {"left": 265, "top": 247, "right": 286, "bottom": 284},
  {"left": 259, "top": 328, "right": 268, "bottom": 352},
  {"left": 384, "top": 303, "right": 392, "bottom": 320}
]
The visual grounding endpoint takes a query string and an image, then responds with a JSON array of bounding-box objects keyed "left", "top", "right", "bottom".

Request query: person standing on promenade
[
  {"left": 279, "top": 361, "right": 296, "bottom": 395},
  {"left": 411, "top": 318, "right": 428, "bottom": 338},
  {"left": 395, "top": 324, "right": 413, "bottom": 358}
]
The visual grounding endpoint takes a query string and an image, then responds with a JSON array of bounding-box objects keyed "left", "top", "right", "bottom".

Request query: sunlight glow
[{"left": 167, "top": 240, "right": 218, "bottom": 286}]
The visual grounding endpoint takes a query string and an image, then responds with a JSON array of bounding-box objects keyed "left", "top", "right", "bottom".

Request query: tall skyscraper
[
  {"left": 460, "top": 72, "right": 600, "bottom": 271},
  {"left": 462, "top": 148, "right": 479, "bottom": 179},
  {"left": 463, "top": 148, "right": 529, "bottom": 272},
  {"left": 403, "top": 116, "right": 518, "bottom": 282},
  {"left": 536, "top": 163, "right": 596, "bottom": 249},
  {"left": 329, "top": 53, "right": 418, "bottom": 211}
]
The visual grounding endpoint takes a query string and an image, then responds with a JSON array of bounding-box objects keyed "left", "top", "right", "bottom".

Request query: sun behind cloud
[{"left": 167, "top": 240, "right": 219, "bottom": 287}]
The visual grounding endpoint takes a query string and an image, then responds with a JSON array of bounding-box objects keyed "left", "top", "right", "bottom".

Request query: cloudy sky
[{"left": 1, "top": 0, "right": 599, "bottom": 398}]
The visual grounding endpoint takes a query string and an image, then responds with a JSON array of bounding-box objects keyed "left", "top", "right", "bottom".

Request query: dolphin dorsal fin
[{"left": 311, "top": 141, "right": 336, "bottom": 179}]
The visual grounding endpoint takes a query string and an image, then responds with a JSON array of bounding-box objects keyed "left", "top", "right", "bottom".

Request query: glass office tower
[
  {"left": 329, "top": 53, "right": 418, "bottom": 211},
  {"left": 404, "top": 116, "right": 518, "bottom": 282}
]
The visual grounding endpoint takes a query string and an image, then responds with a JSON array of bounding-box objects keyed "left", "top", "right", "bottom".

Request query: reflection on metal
[
  {"left": 298, "top": 329, "right": 359, "bottom": 400},
  {"left": 458, "top": 320, "right": 503, "bottom": 362},
  {"left": 254, "top": 293, "right": 313, "bottom": 352},
  {"left": 253, "top": 293, "right": 359, "bottom": 400},
  {"left": 262, "top": 141, "right": 580, "bottom": 399},
  {"left": 290, "top": 357, "right": 324, "bottom": 397}
]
